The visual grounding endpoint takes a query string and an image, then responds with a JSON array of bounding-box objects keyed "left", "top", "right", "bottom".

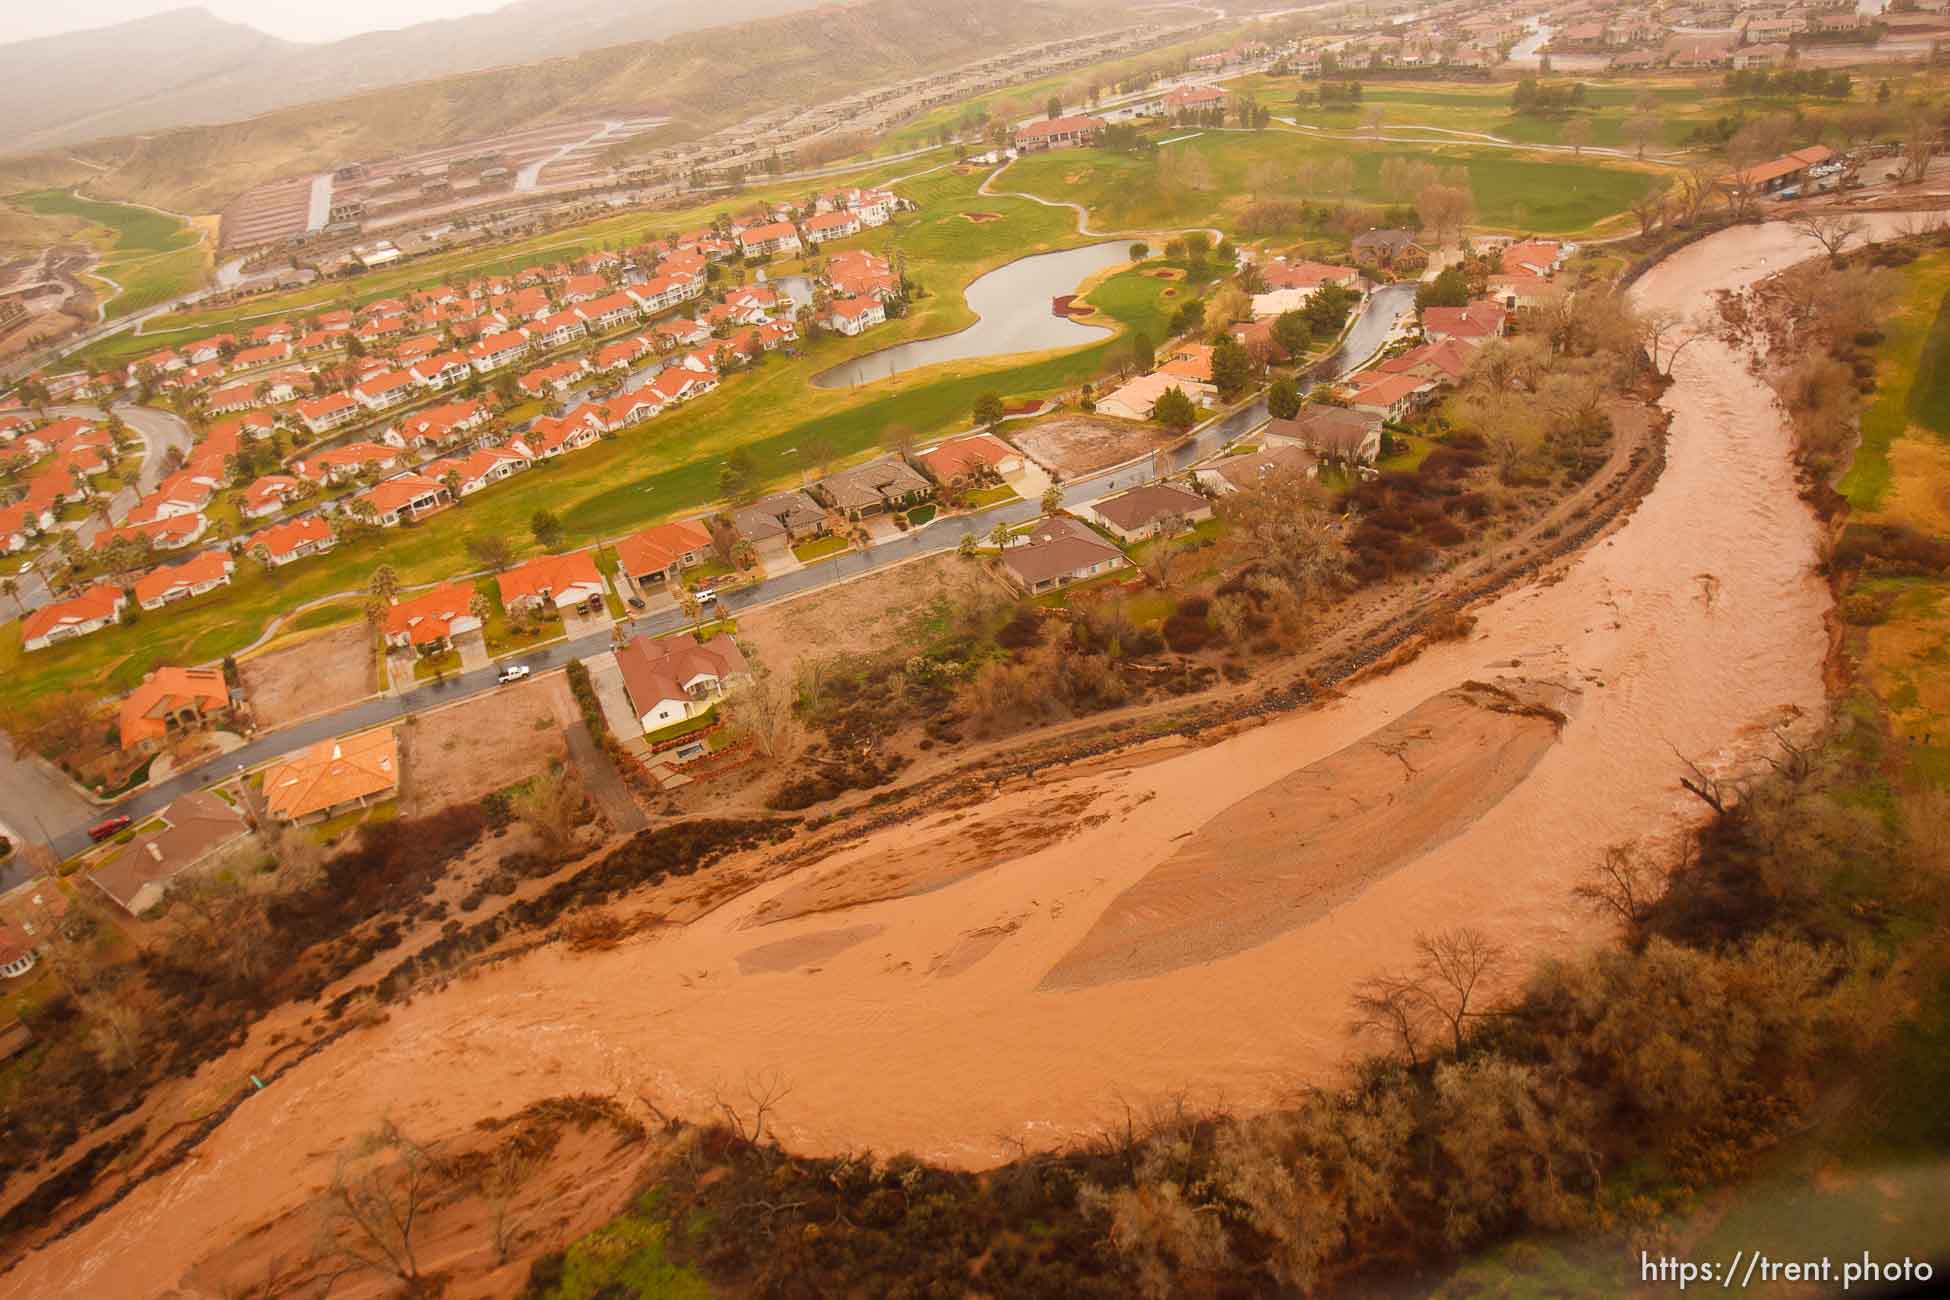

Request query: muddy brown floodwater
[{"left": 7, "top": 217, "right": 1932, "bottom": 1298}]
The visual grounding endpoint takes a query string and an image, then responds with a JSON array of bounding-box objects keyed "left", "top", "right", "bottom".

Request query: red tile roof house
[
  {"left": 646, "top": 367, "right": 717, "bottom": 407},
  {"left": 296, "top": 393, "right": 363, "bottom": 436},
  {"left": 497, "top": 550, "right": 608, "bottom": 616},
  {"left": 247, "top": 515, "right": 336, "bottom": 566},
  {"left": 628, "top": 273, "right": 704, "bottom": 314},
  {"left": 615, "top": 520, "right": 714, "bottom": 589},
  {"left": 392, "top": 399, "right": 490, "bottom": 451},
  {"left": 532, "top": 310, "right": 590, "bottom": 350},
  {"left": 1376, "top": 338, "right": 1477, "bottom": 386},
  {"left": 576, "top": 292, "right": 641, "bottom": 334},
  {"left": 423, "top": 446, "right": 530, "bottom": 496},
  {"left": 737, "top": 221, "right": 804, "bottom": 259},
  {"left": 822, "top": 296, "right": 886, "bottom": 336},
  {"left": 94, "top": 512, "right": 208, "bottom": 553},
  {"left": 353, "top": 369, "right": 417, "bottom": 412},
  {"left": 468, "top": 331, "right": 531, "bottom": 374},
  {"left": 0, "top": 500, "right": 53, "bottom": 552},
  {"left": 295, "top": 441, "right": 402, "bottom": 486},
  {"left": 518, "top": 418, "right": 601, "bottom": 461},
  {"left": 1345, "top": 372, "right": 1439, "bottom": 423},
  {"left": 1164, "top": 84, "right": 1228, "bottom": 113},
  {"left": 998, "top": 517, "right": 1127, "bottom": 594},
  {"left": 616, "top": 631, "right": 749, "bottom": 732},
  {"left": 22, "top": 582, "right": 127, "bottom": 651},
  {"left": 1014, "top": 114, "right": 1107, "bottom": 151},
  {"left": 1421, "top": 300, "right": 1510, "bottom": 345},
  {"left": 803, "top": 210, "right": 862, "bottom": 242},
  {"left": 117, "top": 666, "right": 230, "bottom": 750},
  {"left": 205, "top": 382, "right": 264, "bottom": 415},
  {"left": 408, "top": 352, "right": 473, "bottom": 391},
  {"left": 918, "top": 432, "right": 1025, "bottom": 487},
  {"left": 350, "top": 473, "right": 452, "bottom": 526},
  {"left": 134, "top": 550, "right": 235, "bottom": 610},
  {"left": 1089, "top": 482, "right": 1213, "bottom": 542},
  {"left": 596, "top": 334, "right": 655, "bottom": 373},
  {"left": 602, "top": 390, "right": 663, "bottom": 428},
  {"left": 231, "top": 341, "right": 292, "bottom": 370},
  {"left": 517, "top": 359, "right": 588, "bottom": 399},
  {"left": 90, "top": 791, "right": 251, "bottom": 916},
  {"left": 382, "top": 581, "right": 482, "bottom": 652}
]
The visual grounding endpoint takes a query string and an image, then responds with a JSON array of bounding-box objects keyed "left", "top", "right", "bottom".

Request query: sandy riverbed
[{"left": 4, "top": 217, "right": 1923, "bottom": 1298}]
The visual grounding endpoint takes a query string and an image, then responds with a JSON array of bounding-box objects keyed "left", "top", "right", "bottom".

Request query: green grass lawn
[
  {"left": 792, "top": 534, "right": 851, "bottom": 563},
  {"left": 1842, "top": 247, "right": 1950, "bottom": 510},
  {"left": 963, "top": 484, "right": 1018, "bottom": 507},
  {"left": 1, "top": 173, "right": 1188, "bottom": 717},
  {"left": 1001, "top": 130, "right": 1659, "bottom": 236},
  {"left": 10, "top": 189, "right": 208, "bottom": 320},
  {"left": 1254, "top": 72, "right": 1874, "bottom": 155}
]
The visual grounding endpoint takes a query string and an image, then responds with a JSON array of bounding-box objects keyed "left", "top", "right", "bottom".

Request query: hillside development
[{"left": 6, "top": 8, "right": 1950, "bottom": 1297}]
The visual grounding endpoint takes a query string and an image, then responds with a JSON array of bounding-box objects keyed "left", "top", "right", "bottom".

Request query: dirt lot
[
  {"left": 1010, "top": 414, "right": 1181, "bottom": 478},
  {"left": 238, "top": 624, "right": 375, "bottom": 729},
  {"left": 399, "top": 674, "right": 580, "bottom": 814},
  {"left": 735, "top": 552, "right": 977, "bottom": 683}
]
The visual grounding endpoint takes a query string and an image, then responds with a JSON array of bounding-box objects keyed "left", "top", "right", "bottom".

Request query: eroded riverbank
[{"left": 3, "top": 217, "right": 1920, "bottom": 1298}]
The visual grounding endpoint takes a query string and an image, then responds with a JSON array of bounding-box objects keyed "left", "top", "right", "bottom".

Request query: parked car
[
  {"left": 497, "top": 664, "right": 531, "bottom": 684},
  {"left": 627, "top": 595, "right": 645, "bottom": 611},
  {"left": 87, "top": 815, "right": 132, "bottom": 842}
]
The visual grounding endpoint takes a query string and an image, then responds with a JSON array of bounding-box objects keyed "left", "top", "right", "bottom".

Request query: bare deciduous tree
[
  {"left": 1572, "top": 841, "right": 1675, "bottom": 935},
  {"left": 1787, "top": 210, "right": 1866, "bottom": 264},
  {"left": 318, "top": 1121, "right": 442, "bottom": 1284},
  {"left": 1349, "top": 928, "right": 1505, "bottom": 1061},
  {"left": 714, "top": 1069, "right": 793, "bottom": 1147}
]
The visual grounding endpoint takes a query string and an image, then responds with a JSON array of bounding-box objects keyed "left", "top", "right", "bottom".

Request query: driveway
[
  {"left": 559, "top": 602, "right": 612, "bottom": 642},
  {"left": 563, "top": 721, "right": 647, "bottom": 834},
  {"left": 1003, "top": 460, "right": 1052, "bottom": 502},
  {"left": 582, "top": 651, "right": 644, "bottom": 738},
  {"left": 385, "top": 648, "right": 420, "bottom": 694},
  {"left": 454, "top": 628, "right": 490, "bottom": 671},
  {"left": 0, "top": 749, "right": 102, "bottom": 889}
]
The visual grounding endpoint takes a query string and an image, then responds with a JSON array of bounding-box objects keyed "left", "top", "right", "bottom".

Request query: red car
[{"left": 87, "top": 815, "right": 132, "bottom": 843}]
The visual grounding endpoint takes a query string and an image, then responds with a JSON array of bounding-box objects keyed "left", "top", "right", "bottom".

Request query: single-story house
[
  {"left": 1014, "top": 114, "right": 1106, "bottom": 151},
  {"left": 118, "top": 666, "right": 230, "bottom": 751},
  {"left": 496, "top": 550, "right": 608, "bottom": 614},
  {"left": 813, "top": 455, "right": 933, "bottom": 518},
  {"left": 247, "top": 515, "right": 336, "bottom": 567},
  {"left": 382, "top": 581, "right": 482, "bottom": 652},
  {"left": 616, "top": 520, "right": 714, "bottom": 588},
  {"left": 351, "top": 474, "right": 451, "bottom": 526},
  {"left": 1089, "top": 482, "right": 1213, "bottom": 542},
  {"left": 1097, "top": 372, "right": 1211, "bottom": 422},
  {"left": 1195, "top": 444, "right": 1320, "bottom": 495},
  {"left": 730, "top": 491, "right": 828, "bottom": 560},
  {"left": 1264, "top": 406, "right": 1385, "bottom": 465},
  {"left": 616, "top": 632, "right": 750, "bottom": 731},
  {"left": 917, "top": 432, "right": 1024, "bottom": 486},
  {"left": 998, "top": 516, "right": 1127, "bottom": 594},
  {"left": 262, "top": 727, "right": 400, "bottom": 823},
  {"left": 21, "top": 582, "right": 127, "bottom": 652},
  {"left": 133, "top": 550, "right": 235, "bottom": 610}
]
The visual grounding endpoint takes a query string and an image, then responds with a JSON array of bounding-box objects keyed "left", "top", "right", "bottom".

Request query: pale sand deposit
[{"left": 1, "top": 216, "right": 1908, "bottom": 1298}]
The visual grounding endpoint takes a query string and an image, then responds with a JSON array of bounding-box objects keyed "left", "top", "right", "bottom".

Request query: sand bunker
[
  {"left": 961, "top": 211, "right": 1002, "bottom": 223},
  {"left": 1041, "top": 679, "right": 1578, "bottom": 991}
]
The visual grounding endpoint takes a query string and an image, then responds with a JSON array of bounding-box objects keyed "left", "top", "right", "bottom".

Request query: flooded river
[{"left": 9, "top": 217, "right": 1935, "bottom": 1297}]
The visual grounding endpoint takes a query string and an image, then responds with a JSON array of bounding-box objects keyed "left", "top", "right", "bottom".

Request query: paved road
[
  {"left": 7, "top": 402, "right": 197, "bottom": 616},
  {"left": 18, "top": 285, "right": 1410, "bottom": 865}
]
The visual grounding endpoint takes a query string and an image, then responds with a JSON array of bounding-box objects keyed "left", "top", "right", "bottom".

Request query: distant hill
[
  {"left": 0, "top": 9, "right": 299, "bottom": 152},
  {"left": 0, "top": 0, "right": 828, "bottom": 153},
  {"left": 48, "top": 0, "right": 1138, "bottom": 216}
]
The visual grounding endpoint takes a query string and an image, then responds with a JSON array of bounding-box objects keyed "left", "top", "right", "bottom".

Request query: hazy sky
[{"left": 8, "top": 0, "right": 515, "bottom": 45}]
